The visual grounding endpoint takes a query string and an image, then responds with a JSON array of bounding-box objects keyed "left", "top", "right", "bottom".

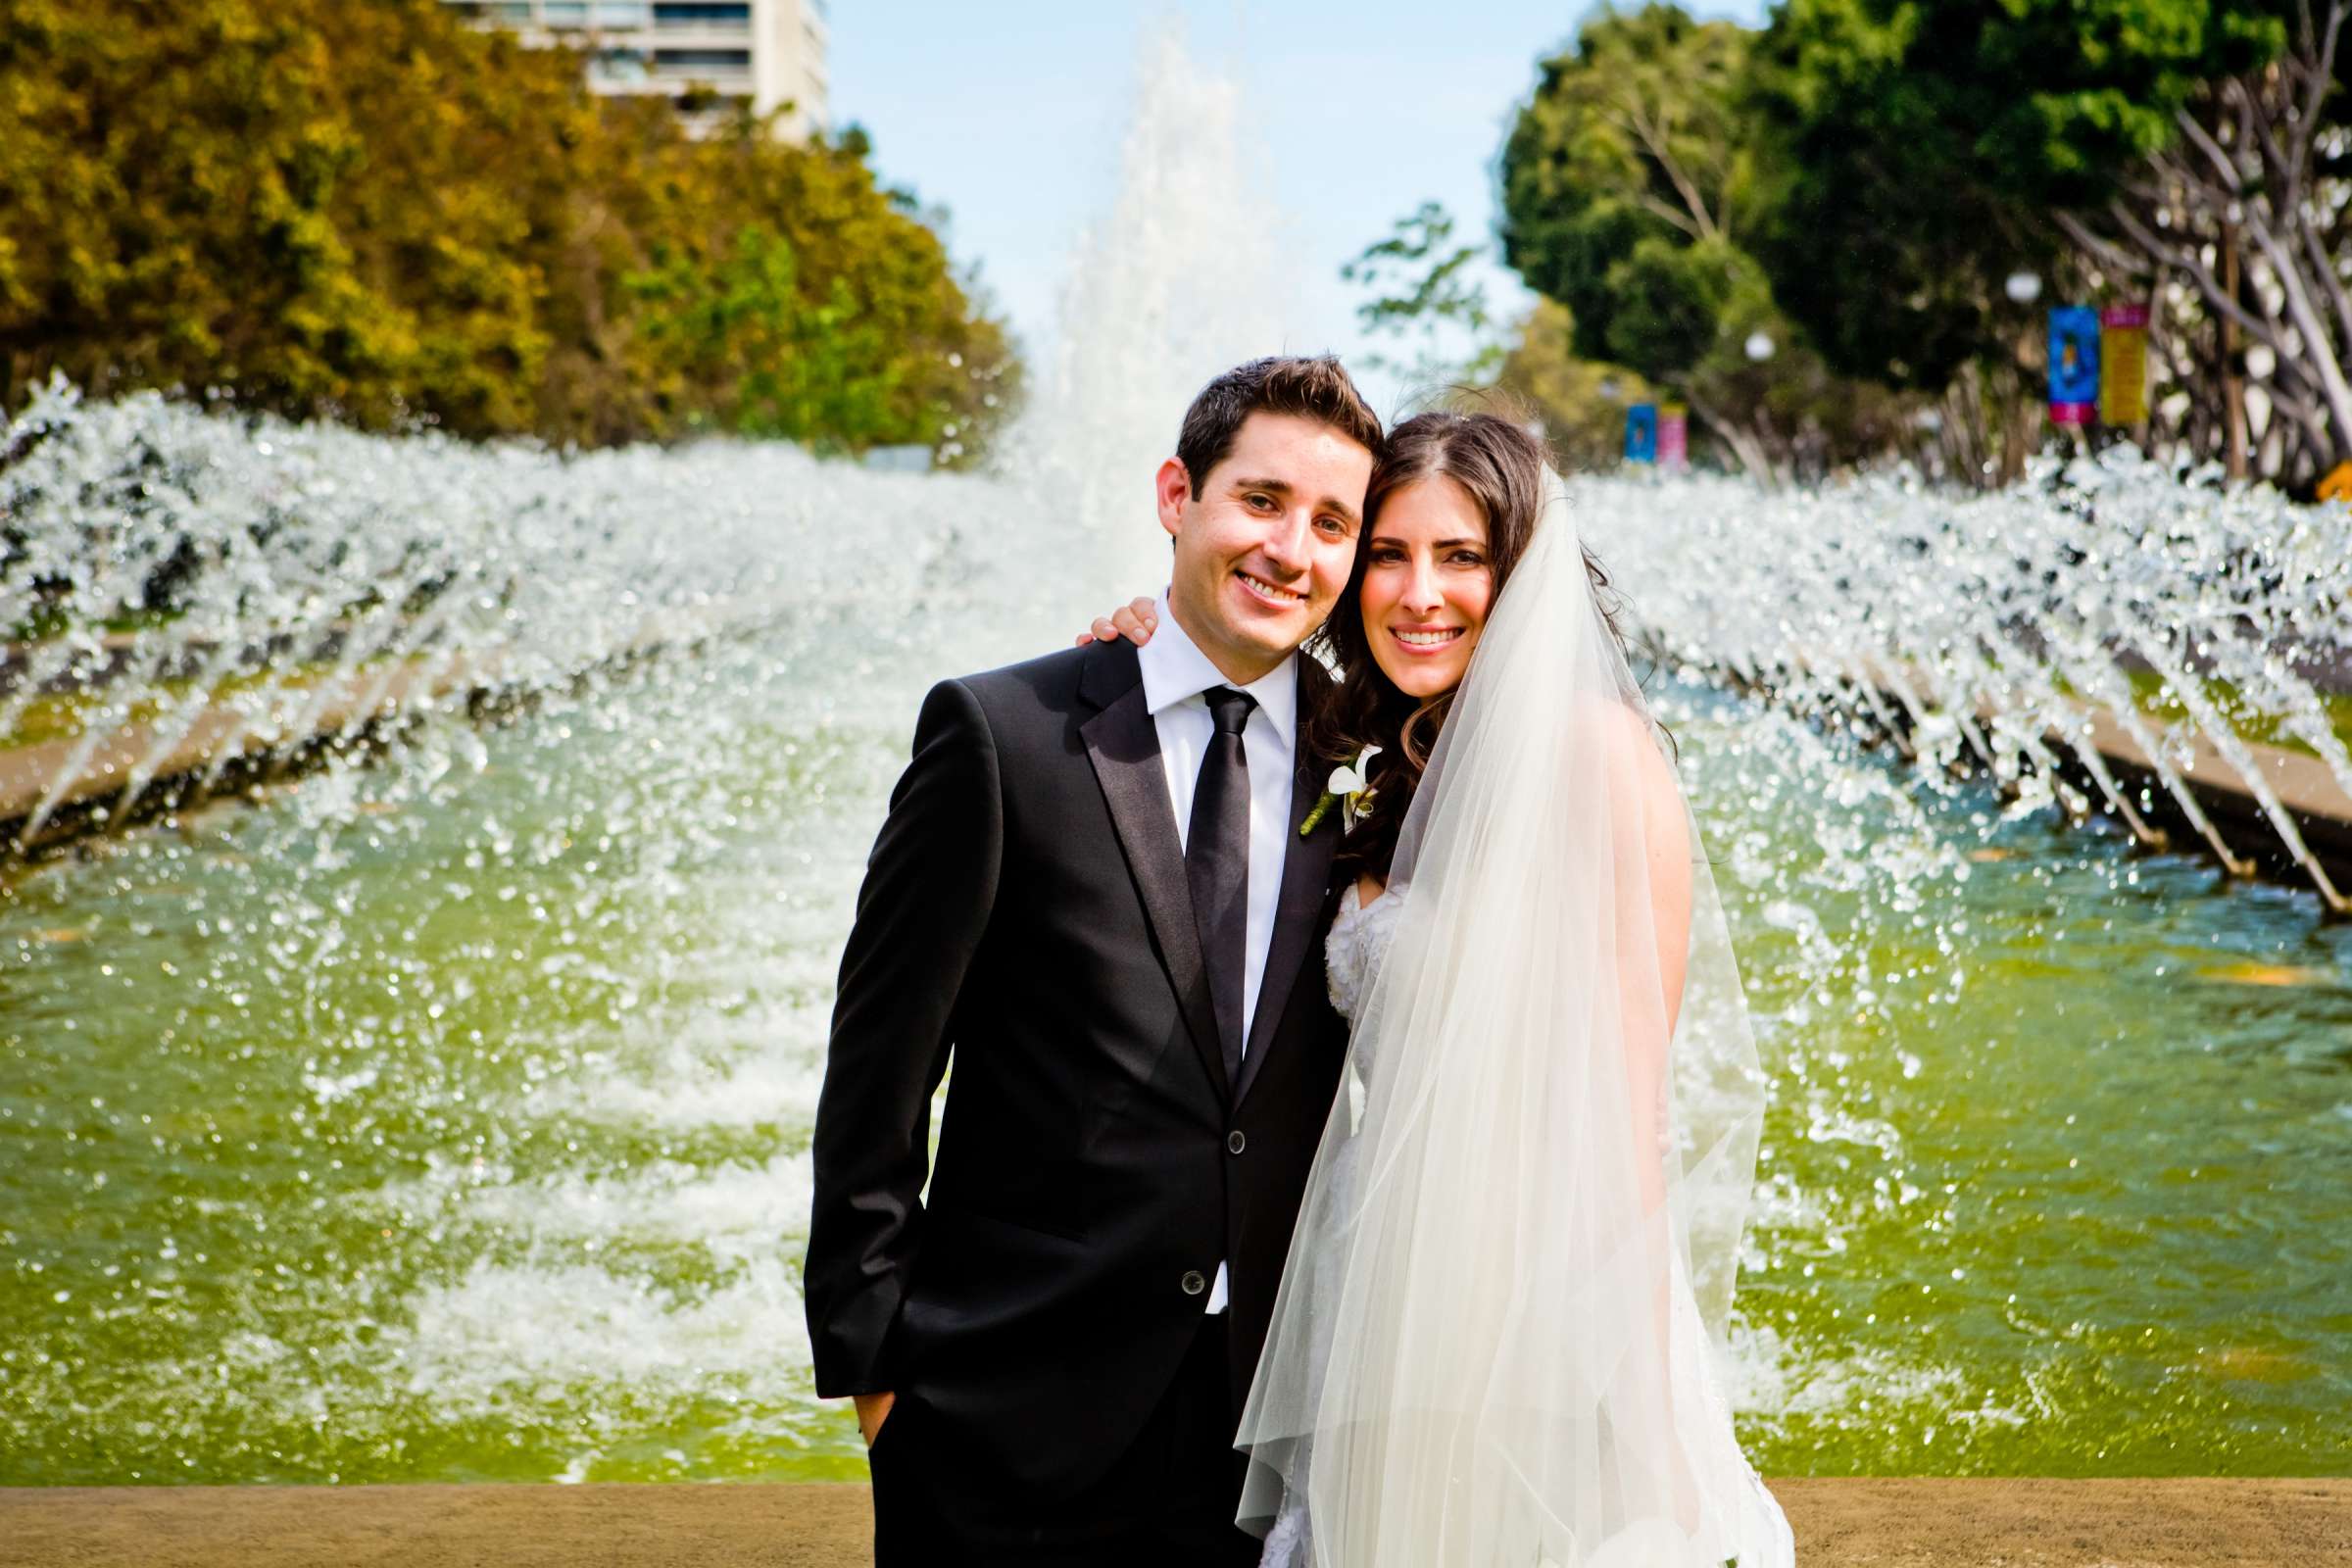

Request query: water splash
[
  {"left": 1576, "top": 450, "right": 2352, "bottom": 906},
  {"left": 1014, "top": 24, "right": 1298, "bottom": 595},
  {"left": 0, "top": 380, "right": 1033, "bottom": 850}
]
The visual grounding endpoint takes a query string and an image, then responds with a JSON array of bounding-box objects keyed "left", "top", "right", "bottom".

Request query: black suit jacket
[{"left": 803, "top": 637, "right": 1349, "bottom": 1494}]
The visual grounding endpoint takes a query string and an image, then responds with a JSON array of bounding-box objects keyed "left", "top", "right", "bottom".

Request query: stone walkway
[{"left": 3, "top": 1478, "right": 2347, "bottom": 1566}]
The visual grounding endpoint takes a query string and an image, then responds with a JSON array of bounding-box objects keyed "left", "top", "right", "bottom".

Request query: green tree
[
  {"left": 1499, "top": 6, "right": 1749, "bottom": 364},
  {"left": 1744, "top": 0, "right": 2324, "bottom": 479},
  {"left": 1342, "top": 201, "right": 1503, "bottom": 387},
  {"left": 0, "top": 0, "right": 563, "bottom": 431},
  {"left": 640, "top": 120, "right": 1021, "bottom": 461},
  {"left": 1498, "top": 4, "right": 1897, "bottom": 479},
  {"left": 0, "top": 0, "right": 1020, "bottom": 460}
]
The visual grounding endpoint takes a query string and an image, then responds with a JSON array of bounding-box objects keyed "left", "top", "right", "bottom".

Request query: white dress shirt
[{"left": 1134, "top": 591, "right": 1297, "bottom": 1314}]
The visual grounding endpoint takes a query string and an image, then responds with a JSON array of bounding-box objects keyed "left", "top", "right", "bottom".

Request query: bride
[{"left": 1085, "top": 411, "right": 1795, "bottom": 1566}]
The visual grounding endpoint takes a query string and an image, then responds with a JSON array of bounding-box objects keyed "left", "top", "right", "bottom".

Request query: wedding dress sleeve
[{"left": 1235, "top": 474, "right": 1792, "bottom": 1567}]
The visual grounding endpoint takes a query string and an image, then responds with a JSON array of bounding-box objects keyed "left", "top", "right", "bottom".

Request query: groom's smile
[{"left": 1235, "top": 566, "right": 1305, "bottom": 606}]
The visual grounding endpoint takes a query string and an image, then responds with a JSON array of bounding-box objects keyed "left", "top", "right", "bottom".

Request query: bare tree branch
[
  {"left": 1609, "top": 100, "right": 1721, "bottom": 244},
  {"left": 1681, "top": 387, "right": 1781, "bottom": 484},
  {"left": 2052, "top": 209, "right": 2153, "bottom": 277},
  {"left": 2228, "top": 76, "right": 2296, "bottom": 201},
  {"left": 2292, "top": 204, "right": 2352, "bottom": 363},
  {"left": 2240, "top": 214, "right": 2352, "bottom": 459},
  {"left": 2173, "top": 108, "right": 2241, "bottom": 191},
  {"left": 2106, "top": 198, "right": 2290, "bottom": 355},
  {"left": 1630, "top": 188, "right": 1708, "bottom": 242},
  {"left": 2291, "top": 4, "right": 2345, "bottom": 191}
]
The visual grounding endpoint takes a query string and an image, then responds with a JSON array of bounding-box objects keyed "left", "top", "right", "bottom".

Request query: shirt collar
[{"left": 1137, "top": 590, "right": 1298, "bottom": 743}]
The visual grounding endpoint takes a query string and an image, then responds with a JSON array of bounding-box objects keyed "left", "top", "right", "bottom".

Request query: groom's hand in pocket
[{"left": 854, "top": 1391, "right": 896, "bottom": 1447}]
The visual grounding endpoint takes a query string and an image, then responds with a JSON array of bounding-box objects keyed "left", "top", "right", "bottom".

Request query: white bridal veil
[{"left": 1235, "top": 476, "right": 1794, "bottom": 1567}]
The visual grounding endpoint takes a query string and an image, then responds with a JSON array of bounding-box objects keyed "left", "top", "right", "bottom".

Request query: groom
[{"left": 804, "top": 356, "right": 1381, "bottom": 1563}]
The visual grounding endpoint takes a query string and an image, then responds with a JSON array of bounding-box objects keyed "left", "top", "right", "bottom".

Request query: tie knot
[{"left": 1205, "top": 686, "right": 1257, "bottom": 736}]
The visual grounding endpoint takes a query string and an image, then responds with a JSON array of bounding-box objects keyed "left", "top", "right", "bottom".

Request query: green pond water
[{"left": 2, "top": 627, "right": 2347, "bottom": 1485}]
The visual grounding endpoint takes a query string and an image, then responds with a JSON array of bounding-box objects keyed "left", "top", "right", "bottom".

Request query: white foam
[
  {"left": 372, "top": 1150, "right": 814, "bottom": 1257},
  {"left": 385, "top": 1253, "right": 812, "bottom": 1410},
  {"left": 534, "top": 1033, "right": 828, "bottom": 1132},
  {"left": 1724, "top": 1320, "right": 2027, "bottom": 1432}
]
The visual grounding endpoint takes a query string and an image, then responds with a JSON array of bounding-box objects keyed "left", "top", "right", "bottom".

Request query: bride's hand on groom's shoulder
[{"left": 1073, "top": 597, "right": 1158, "bottom": 648}]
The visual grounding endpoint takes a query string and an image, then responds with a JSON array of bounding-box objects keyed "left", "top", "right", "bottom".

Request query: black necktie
[{"left": 1189, "top": 686, "right": 1257, "bottom": 1089}]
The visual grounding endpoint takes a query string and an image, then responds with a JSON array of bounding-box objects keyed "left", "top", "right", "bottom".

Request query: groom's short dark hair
[{"left": 1175, "top": 356, "right": 1382, "bottom": 489}]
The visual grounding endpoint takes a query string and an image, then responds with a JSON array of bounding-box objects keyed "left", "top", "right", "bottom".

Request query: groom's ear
[{"left": 1155, "top": 457, "right": 1193, "bottom": 542}]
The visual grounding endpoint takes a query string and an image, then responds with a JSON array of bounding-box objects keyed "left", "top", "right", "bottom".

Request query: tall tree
[
  {"left": 1746, "top": 0, "right": 2318, "bottom": 479},
  {"left": 1498, "top": 4, "right": 1898, "bottom": 480},
  {"left": 0, "top": 0, "right": 1019, "bottom": 459}
]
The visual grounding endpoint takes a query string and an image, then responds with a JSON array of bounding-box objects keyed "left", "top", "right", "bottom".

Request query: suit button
[
  {"left": 1226, "top": 1130, "right": 1247, "bottom": 1154},
  {"left": 1180, "top": 1269, "right": 1207, "bottom": 1297}
]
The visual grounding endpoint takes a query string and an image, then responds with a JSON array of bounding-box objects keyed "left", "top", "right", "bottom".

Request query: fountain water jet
[{"left": 1577, "top": 448, "right": 2352, "bottom": 910}]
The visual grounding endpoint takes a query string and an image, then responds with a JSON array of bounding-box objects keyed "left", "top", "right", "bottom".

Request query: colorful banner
[
  {"left": 2099, "top": 303, "right": 2150, "bottom": 426},
  {"left": 1625, "top": 404, "right": 1659, "bottom": 464},
  {"left": 2048, "top": 306, "right": 2100, "bottom": 425},
  {"left": 1658, "top": 405, "right": 1689, "bottom": 470}
]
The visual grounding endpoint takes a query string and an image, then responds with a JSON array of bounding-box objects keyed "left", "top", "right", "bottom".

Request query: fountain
[
  {"left": 0, "top": 35, "right": 2347, "bottom": 1497},
  {"left": 1582, "top": 451, "right": 2352, "bottom": 910},
  {"left": 0, "top": 376, "right": 1014, "bottom": 857}
]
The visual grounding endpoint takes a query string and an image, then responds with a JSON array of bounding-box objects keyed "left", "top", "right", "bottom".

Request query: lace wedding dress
[{"left": 1236, "top": 478, "right": 1794, "bottom": 1568}]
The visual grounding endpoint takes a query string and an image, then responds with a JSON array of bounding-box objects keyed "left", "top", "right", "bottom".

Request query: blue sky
[{"left": 832, "top": 2, "right": 1771, "bottom": 416}]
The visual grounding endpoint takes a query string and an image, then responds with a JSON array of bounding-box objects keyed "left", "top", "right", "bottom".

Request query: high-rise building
[{"left": 442, "top": 0, "right": 829, "bottom": 141}]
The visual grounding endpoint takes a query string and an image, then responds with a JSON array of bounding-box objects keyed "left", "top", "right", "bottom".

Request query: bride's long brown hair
[{"left": 1303, "top": 410, "right": 1631, "bottom": 881}]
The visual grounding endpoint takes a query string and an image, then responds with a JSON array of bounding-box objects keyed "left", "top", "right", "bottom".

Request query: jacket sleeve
[{"left": 803, "top": 676, "right": 1004, "bottom": 1396}]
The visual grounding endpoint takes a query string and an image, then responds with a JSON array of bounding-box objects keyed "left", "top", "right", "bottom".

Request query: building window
[
  {"left": 592, "top": 1, "right": 653, "bottom": 25},
  {"left": 541, "top": 1, "right": 591, "bottom": 26},
  {"left": 653, "top": 3, "right": 752, "bottom": 26},
  {"left": 654, "top": 47, "right": 752, "bottom": 70},
  {"left": 591, "top": 47, "right": 651, "bottom": 81}
]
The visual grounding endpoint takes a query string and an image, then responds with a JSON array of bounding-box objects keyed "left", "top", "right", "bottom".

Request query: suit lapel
[
  {"left": 1233, "top": 665, "right": 1343, "bottom": 1107},
  {"left": 1078, "top": 641, "right": 1230, "bottom": 1103}
]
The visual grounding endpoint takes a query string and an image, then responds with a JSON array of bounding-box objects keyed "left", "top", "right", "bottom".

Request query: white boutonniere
[{"left": 1298, "top": 744, "right": 1381, "bottom": 836}]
